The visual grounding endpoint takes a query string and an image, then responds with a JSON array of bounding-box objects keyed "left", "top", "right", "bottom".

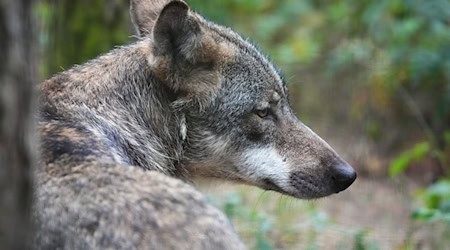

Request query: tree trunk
[{"left": 0, "top": 0, "right": 37, "bottom": 248}]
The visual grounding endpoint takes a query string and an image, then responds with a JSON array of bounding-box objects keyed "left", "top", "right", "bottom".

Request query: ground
[{"left": 199, "top": 176, "right": 448, "bottom": 250}]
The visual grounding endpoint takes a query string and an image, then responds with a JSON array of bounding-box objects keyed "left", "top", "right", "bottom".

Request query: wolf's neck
[{"left": 43, "top": 40, "right": 183, "bottom": 175}]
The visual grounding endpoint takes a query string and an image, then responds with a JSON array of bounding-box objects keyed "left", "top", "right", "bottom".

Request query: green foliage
[
  {"left": 389, "top": 142, "right": 431, "bottom": 177},
  {"left": 413, "top": 180, "right": 450, "bottom": 224},
  {"left": 410, "top": 179, "right": 450, "bottom": 249},
  {"left": 38, "top": 0, "right": 130, "bottom": 77},
  {"left": 216, "top": 192, "right": 274, "bottom": 250},
  {"left": 354, "top": 230, "right": 379, "bottom": 250}
]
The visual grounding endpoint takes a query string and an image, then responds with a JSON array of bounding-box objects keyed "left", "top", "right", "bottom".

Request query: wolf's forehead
[{"left": 205, "top": 22, "right": 286, "bottom": 92}]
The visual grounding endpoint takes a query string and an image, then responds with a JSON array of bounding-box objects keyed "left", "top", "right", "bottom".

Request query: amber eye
[{"left": 256, "top": 108, "right": 270, "bottom": 118}]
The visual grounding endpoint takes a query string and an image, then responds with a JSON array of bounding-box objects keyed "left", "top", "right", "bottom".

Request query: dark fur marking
[
  {"left": 40, "top": 120, "right": 104, "bottom": 164},
  {"left": 39, "top": 102, "right": 61, "bottom": 122},
  {"left": 245, "top": 131, "right": 264, "bottom": 142},
  {"left": 41, "top": 136, "right": 98, "bottom": 163},
  {"left": 121, "top": 139, "right": 148, "bottom": 167}
]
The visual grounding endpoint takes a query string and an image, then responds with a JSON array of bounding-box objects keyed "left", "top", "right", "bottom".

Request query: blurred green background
[{"left": 37, "top": 0, "right": 450, "bottom": 249}]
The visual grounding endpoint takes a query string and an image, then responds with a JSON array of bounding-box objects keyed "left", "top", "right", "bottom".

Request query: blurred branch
[{"left": 397, "top": 86, "right": 435, "bottom": 143}]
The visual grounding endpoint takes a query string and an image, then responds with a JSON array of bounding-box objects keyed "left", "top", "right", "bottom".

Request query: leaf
[
  {"left": 411, "top": 208, "right": 437, "bottom": 221},
  {"left": 224, "top": 192, "right": 243, "bottom": 218},
  {"left": 389, "top": 142, "right": 430, "bottom": 177},
  {"left": 427, "top": 180, "right": 450, "bottom": 197},
  {"left": 255, "top": 235, "right": 273, "bottom": 250},
  {"left": 445, "top": 131, "right": 450, "bottom": 145}
]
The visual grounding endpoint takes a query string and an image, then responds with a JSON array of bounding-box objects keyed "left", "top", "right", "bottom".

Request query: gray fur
[
  {"left": 35, "top": 0, "right": 356, "bottom": 249},
  {"left": 34, "top": 158, "right": 244, "bottom": 249}
]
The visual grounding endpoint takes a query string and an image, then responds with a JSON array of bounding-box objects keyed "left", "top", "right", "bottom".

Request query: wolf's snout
[{"left": 331, "top": 163, "right": 357, "bottom": 193}]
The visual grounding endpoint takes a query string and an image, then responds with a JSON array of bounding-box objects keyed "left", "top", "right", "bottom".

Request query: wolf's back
[{"left": 34, "top": 160, "right": 244, "bottom": 249}]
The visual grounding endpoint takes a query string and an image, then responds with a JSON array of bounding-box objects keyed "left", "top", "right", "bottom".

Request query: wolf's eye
[{"left": 256, "top": 108, "right": 270, "bottom": 118}]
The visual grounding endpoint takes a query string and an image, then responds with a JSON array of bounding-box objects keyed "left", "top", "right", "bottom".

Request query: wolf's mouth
[{"left": 261, "top": 178, "right": 289, "bottom": 195}]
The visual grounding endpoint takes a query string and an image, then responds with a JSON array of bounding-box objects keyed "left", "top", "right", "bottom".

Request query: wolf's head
[{"left": 131, "top": 0, "right": 356, "bottom": 199}]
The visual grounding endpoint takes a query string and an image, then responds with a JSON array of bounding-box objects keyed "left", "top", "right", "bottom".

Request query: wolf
[{"left": 34, "top": 0, "right": 357, "bottom": 249}]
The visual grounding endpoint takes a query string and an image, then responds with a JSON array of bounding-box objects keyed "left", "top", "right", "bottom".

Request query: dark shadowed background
[
  {"left": 0, "top": 0, "right": 36, "bottom": 249},
  {"left": 24, "top": 0, "right": 450, "bottom": 249}
]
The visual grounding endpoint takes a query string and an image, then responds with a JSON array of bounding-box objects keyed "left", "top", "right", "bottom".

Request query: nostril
[{"left": 332, "top": 164, "right": 357, "bottom": 193}]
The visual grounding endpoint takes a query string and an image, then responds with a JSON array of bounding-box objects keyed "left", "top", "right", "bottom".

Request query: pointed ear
[
  {"left": 130, "top": 0, "right": 171, "bottom": 37},
  {"left": 150, "top": 1, "right": 236, "bottom": 107},
  {"left": 152, "top": 1, "right": 201, "bottom": 61}
]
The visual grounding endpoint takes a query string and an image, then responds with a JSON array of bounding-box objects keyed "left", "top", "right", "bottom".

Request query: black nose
[{"left": 331, "top": 163, "right": 357, "bottom": 193}]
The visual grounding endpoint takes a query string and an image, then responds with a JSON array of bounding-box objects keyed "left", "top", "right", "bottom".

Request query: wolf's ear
[
  {"left": 150, "top": 1, "right": 233, "bottom": 106},
  {"left": 152, "top": 1, "right": 202, "bottom": 61},
  {"left": 130, "top": 0, "right": 171, "bottom": 37}
]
